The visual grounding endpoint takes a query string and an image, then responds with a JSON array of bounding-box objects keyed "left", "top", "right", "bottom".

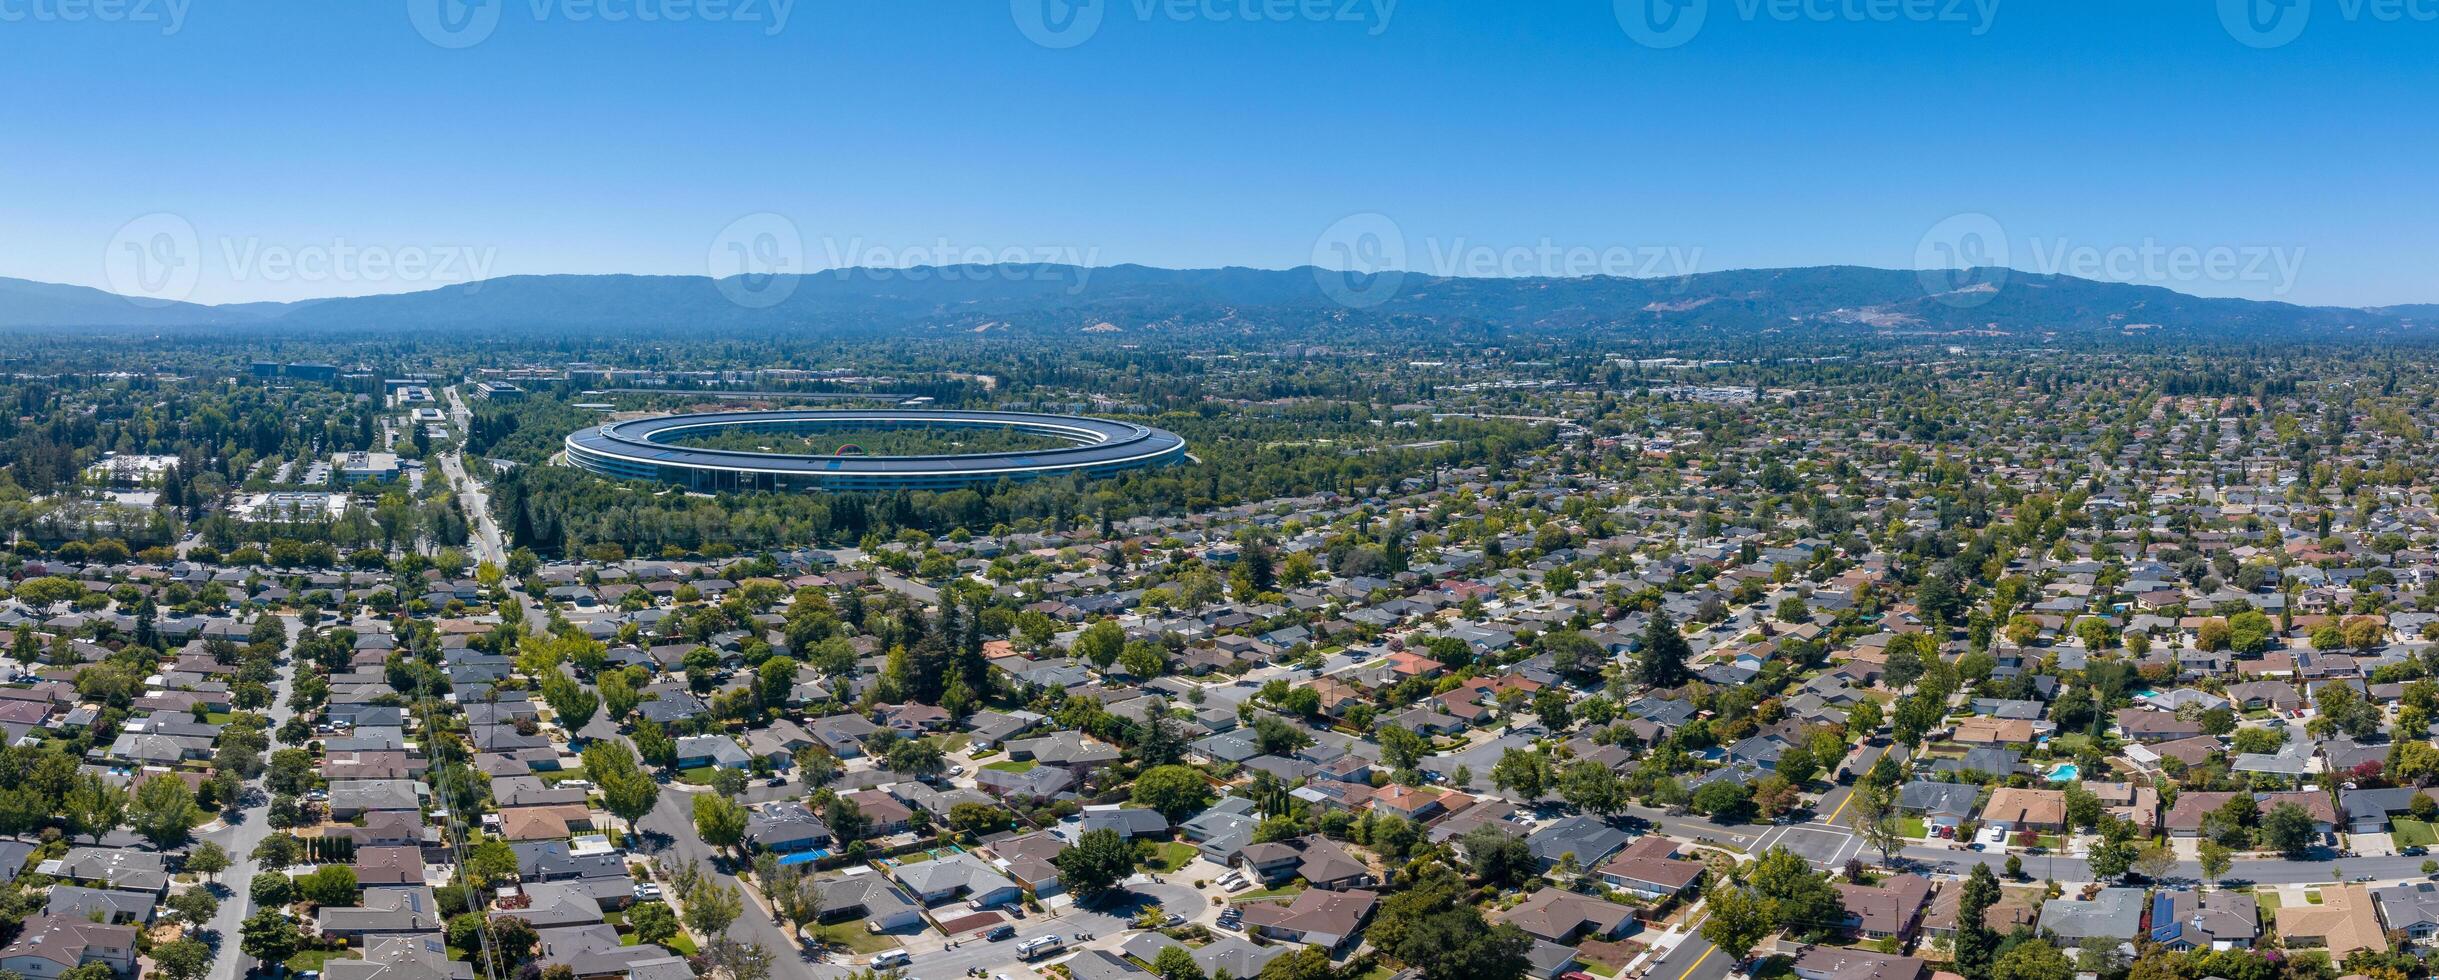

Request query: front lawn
[
  {"left": 287, "top": 949, "right": 351, "bottom": 973},
  {"left": 677, "top": 766, "right": 718, "bottom": 785},
  {"left": 1897, "top": 817, "right": 1927, "bottom": 840},
  {"left": 808, "top": 920, "right": 903, "bottom": 954},
  {"left": 983, "top": 759, "right": 1038, "bottom": 773},
  {"left": 539, "top": 767, "right": 590, "bottom": 785},
  {"left": 1230, "top": 885, "right": 1307, "bottom": 904},
  {"left": 2394, "top": 819, "right": 2439, "bottom": 847},
  {"left": 624, "top": 931, "right": 699, "bottom": 955},
  {"left": 1143, "top": 841, "right": 1198, "bottom": 873}
]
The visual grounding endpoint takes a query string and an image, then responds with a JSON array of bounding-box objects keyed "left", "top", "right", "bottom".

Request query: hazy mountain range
[{"left": 3, "top": 266, "right": 2430, "bottom": 342}]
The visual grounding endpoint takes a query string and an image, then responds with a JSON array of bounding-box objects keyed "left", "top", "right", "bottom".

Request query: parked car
[
  {"left": 984, "top": 925, "right": 1015, "bottom": 941},
  {"left": 870, "top": 951, "right": 912, "bottom": 969}
]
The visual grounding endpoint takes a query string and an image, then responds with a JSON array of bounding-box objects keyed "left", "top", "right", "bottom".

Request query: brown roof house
[
  {"left": 1495, "top": 888, "right": 1637, "bottom": 944},
  {"left": 1835, "top": 874, "right": 1933, "bottom": 941},
  {"left": 1951, "top": 717, "right": 2039, "bottom": 745},
  {"left": 1980, "top": 788, "right": 2067, "bottom": 834},
  {"left": 355, "top": 846, "right": 428, "bottom": 885},
  {"left": 0, "top": 914, "right": 137, "bottom": 980},
  {"left": 1595, "top": 835, "right": 1707, "bottom": 900},
  {"left": 1237, "top": 835, "right": 1375, "bottom": 890},
  {"left": 2163, "top": 791, "right": 2338, "bottom": 837},
  {"left": 1236, "top": 888, "right": 1378, "bottom": 951},
  {"left": 2276, "top": 884, "right": 2386, "bottom": 958},
  {"left": 1921, "top": 885, "right": 2036, "bottom": 939}
]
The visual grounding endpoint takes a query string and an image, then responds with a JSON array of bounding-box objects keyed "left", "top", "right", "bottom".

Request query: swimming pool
[{"left": 2046, "top": 763, "right": 2079, "bottom": 782}]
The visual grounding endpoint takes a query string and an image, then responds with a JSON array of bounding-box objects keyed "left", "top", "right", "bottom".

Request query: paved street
[
  {"left": 1647, "top": 929, "right": 1733, "bottom": 980},
  {"left": 203, "top": 614, "right": 303, "bottom": 980}
]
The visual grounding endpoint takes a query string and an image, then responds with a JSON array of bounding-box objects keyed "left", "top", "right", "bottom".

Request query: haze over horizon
[{"left": 3, "top": 2, "right": 2433, "bottom": 307}]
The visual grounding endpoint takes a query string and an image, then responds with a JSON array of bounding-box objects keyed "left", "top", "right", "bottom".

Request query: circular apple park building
[{"left": 564, "top": 409, "right": 1189, "bottom": 492}]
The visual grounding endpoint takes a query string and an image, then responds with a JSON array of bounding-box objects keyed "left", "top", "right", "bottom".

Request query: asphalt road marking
[{"left": 1675, "top": 944, "right": 1716, "bottom": 980}]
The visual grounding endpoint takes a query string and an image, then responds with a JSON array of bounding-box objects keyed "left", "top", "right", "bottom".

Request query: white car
[{"left": 869, "top": 951, "right": 911, "bottom": 969}]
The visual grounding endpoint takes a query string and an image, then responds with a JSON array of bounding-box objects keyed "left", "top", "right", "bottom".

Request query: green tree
[
  {"left": 694, "top": 794, "right": 748, "bottom": 850},
  {"left": 1638, "top": 611, "right": 1692, "bottom": 689},
  {"left": 628, "top": 901, "right": 680, "bottom": 945},
  {"left": 1369, "top": 868, "right": 1531, "bottom": 980},
  {"left": 541, "top": 672, "right": 600, "bottom": 734},
  {"left": 2197, "top": 839, "right": 2233, "bottom": 886},
  {"left": 185, "top": 841, "right": 231, "bottom": 882},
  {"left": 601, "top": 668, "right": 645, "bottom": 723},
  {"left": 1846, "top": 779, "right": 1904, "bottom": 866},
  {"left": 1132, "top": 765, "right": 1213, "bottom": 820},
  {"left": 153, "top": 938, "right": 212, "bottom": 980},
  {"left": 885, "top": 737, "right": 947, "bottom": 778},
  {"left": 1700, "top": 885, "right": 1774, "bottom": 966},
  {"left": 1691, "top": 779, "right": 1753, "bottom": 821},
  {"left": 302, "top": 864, "right": 360, "bottom": 906},
  {"left": 1073, "top": 620, "right": 1126, "bottom": 668},
  {"left": 2260, "top": 802, "right": 2317, "bottom": 858},
  {"left": 165, "top": 889, "right": 221, "bottom": 928},
  {"left": 2086, "top": 839, "right": 2135, "bottom": 882},
  {"left": 1153, "top": 946, "right": 1208, "bottom": 980},
  {"left": 64, "top": 774, "right": 128, "bottom": 845},
  {"left": 1461, "top": 827, "right": 1537, "bottom": 889},
  {"left": 1953, "top": 863, "right": 2001, "bottom": 980},
  {"left": 1051, "top": 828, "right": 1137, "bottom": 905},
  {"left": 464, "top": 836, "right": 520, "bottom": 887},
  {"left": 1558, "top": 760, "right": 1629, "bottom": 816},
  {"left": 683, "top": 878, "right": 744, "bottom": 936},
  {"left": 583, "top": 739, "right": 660, "bottom": 836},
  {"left": 130, "top": 774, "right": 201, "bottom": 850},
  {"left": 1747, "top": 847, "right": 1845, "bottom": 941},
  {"left": 1490, "top": 748, "right": 1552, "bottom": 800},
  {"left": 1992, "top": 939, "right": 2072, "bottom": 980},
  {"left": 240, "top": 909, "right": 303, "bottom": 964},
  {"left": 1256, "top": 946, "right": 1344, "bottom": 980},
  {"left": 1378, "top": 726, "right": 1430, "bottom": 773},
  {"left": 250, "top": 871, "right": 297, "bottom": 907}
]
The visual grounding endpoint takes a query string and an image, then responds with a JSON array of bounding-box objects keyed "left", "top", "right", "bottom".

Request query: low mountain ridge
[{"left": 0, "top": 266, "right": 2414, "bottom": 341}]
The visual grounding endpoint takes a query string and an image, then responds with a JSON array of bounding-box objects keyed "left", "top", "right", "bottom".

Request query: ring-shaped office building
[{"left": 564, "top": 409, "right": 1188, "bottom": 492}]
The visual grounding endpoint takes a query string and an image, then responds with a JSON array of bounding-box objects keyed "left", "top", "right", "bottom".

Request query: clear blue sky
[{"left": 3, "top": 1, "right": 2433, "bottom": 306}]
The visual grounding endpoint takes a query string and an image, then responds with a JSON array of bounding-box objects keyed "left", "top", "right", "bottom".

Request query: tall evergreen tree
[
  {"left": 1953, "top": 863, "right": 2001, "bottom": 980},
  {"left": 1638, "top": 610, "right": 1692, "bottom": 689}
]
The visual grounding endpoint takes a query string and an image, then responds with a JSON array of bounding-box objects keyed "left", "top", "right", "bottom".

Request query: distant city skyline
[{"left": 2, "top": 2, "right": 2433, "bottom": 306}]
